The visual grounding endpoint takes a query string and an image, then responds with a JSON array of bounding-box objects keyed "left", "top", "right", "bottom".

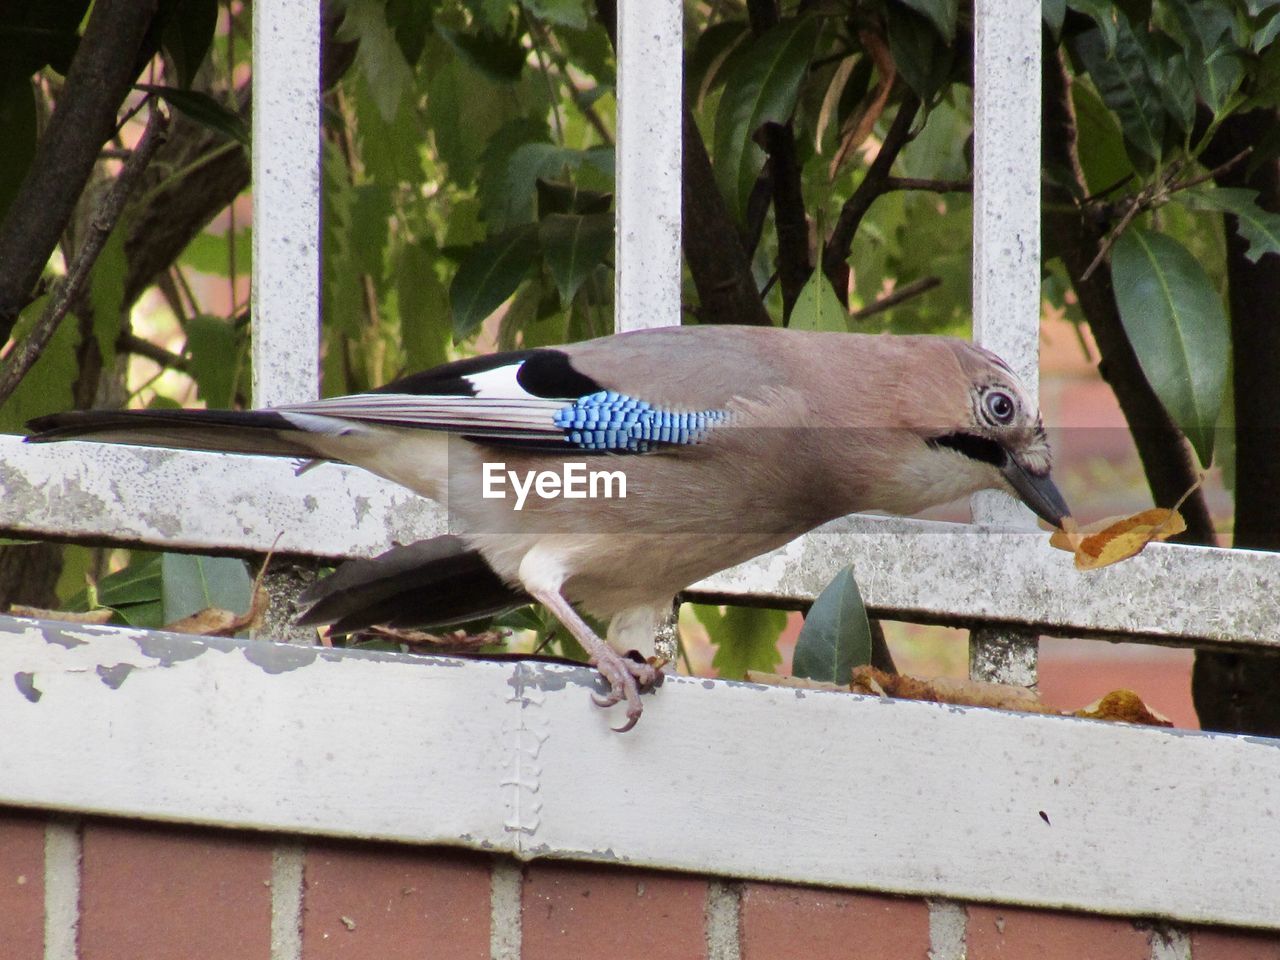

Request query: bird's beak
[{"left": 1001, "top": 457, "right": 1071, "bottom": 528}]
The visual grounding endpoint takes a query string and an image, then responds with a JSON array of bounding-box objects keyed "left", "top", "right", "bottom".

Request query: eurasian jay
[{"left": 27, "top": 325, "right": 1070, "bottom": 730}]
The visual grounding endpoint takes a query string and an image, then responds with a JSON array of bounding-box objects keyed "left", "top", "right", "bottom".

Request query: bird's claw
[{"left": 590, "top": 650, "right": 661, "bottom": 732}]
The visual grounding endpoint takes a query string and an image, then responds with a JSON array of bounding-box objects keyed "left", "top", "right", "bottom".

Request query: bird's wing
[
  {"left": 26, "top": 326, "right": 812, "bottom": 456},
  {"left": 272, "top": 346, "right": 734, "bottom": 453}
]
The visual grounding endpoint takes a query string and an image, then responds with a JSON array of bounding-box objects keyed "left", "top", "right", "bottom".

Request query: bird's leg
[{"left": 527, "top": 587, "right": 659, "bottom": 733}]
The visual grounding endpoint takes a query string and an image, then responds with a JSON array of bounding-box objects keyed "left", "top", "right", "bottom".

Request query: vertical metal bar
[
  {"left": 249, "top": 3, "right": 323, "bottom": 644},
  {"left": 251, "top": 0, "right": 322, "bottom": 407},
  {"left": 969, "top": 0, "right": 1042, "bottom": 685},
  {"left": 614, "top": 0, "right": 683, "bottom": 333},
  {"left": 615, "top": 0, "right": 684, "bottom": 667}
]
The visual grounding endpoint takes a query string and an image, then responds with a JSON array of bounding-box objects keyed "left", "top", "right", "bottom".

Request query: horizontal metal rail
[
  {"left": 3, "top": 616, "right": 1277, "bottom": 929},
  {"left": 3, "top": 437, "right": 1277, "bottom": 653}
]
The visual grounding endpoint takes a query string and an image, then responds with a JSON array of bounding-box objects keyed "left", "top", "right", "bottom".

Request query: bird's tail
[
  {"left": 296, "top": 534, "right": 528, "bottom": 634},
  {"left": 25, "top": 409, "right": 320, "bottom": 459}
]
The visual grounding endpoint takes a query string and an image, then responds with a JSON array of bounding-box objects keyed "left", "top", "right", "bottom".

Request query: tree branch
[
  {"left": 121, "top": 3, "right": 357, "bottom": 310},
  {"left": 0, "top": 0, "right": 159, "bottom": 341},
  {"left": 118, "top": 331, "right": 188, "bottom": 372},
  {"left": 822, "top": 93, "right": 920, "bottom": 303},
  {"left": 881, "top": 176, "right": 971, "bottom": 193},
  {"left": 850, "top": 275, "right": 940, "bottom": 321},
  {"left": 0, "top": 103, "right": 170, "bottom": 407},
  {"left": 760, "top": 122, "right": 810, "bottom": 319},
  {"left": 1191, "top": 107, "right": 1280, "bottom": 736},
  {"left": 1041, "top": 49, "right": 1214, "bottom": 542}
]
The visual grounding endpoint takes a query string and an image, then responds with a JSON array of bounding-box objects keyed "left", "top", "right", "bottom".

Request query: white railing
[{"left": 2, "top": 0, "right": 1279, "bottom": 941}]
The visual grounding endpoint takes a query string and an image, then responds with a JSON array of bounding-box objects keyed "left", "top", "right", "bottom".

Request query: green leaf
[
  {"left": 535, "top": 178, "right": 612, "bottom": 217},
  {"left": 792, "top": 567, "right": 872, "bottom": 684},
  {"left": 1, "top": 294, "right": 76, "bottom": 435},
  {"left": 321, "top": 141, "right": 364, "bottom": 336},
  {"left": 349, "top": 183, "right": 393, "bottom": 276},
  {"left": 687, "top": 20, "right": 751, "bottom": 101},
  {"left": 898, "top": 0, "right": 958, "bottom": 42},
  {"left": 339, "top": 0, "right": 416, "bottom": 122},
  {"left": 385, "top": 0, "right": 437, "bottom": 66},
  {"left": 181, "top": 225, "right": 252, "bottom": 277},
  {"left": 160, "top": 553, "right": 254, "bottom": 625},
  {"left": 1111, "top": 227, "right": 1229, "bottom": 466},
  {"left": 481, "top": 140, "right": 583, "bottom": 230},
  {"left": 694, "top": 605, "right": 785, "bottom": 681},
  {"left": 137, "top": 84, "right": 248, "bottom": 144},
  {"left": 0, "top": 78, "right": 36, "bottom": 222},
  {"left": 160, "top": 0, "right": 219, "bottom": 88},
  {"left": 1072, "top": 23, "right": 1165, "bottom": 163},
  {"left": 1177, "top": 187, "right": 1280, "bottom": 263},
  {"left": 521, "top": 0, "right": 587, "bottom": 29},
  {"left": 462, "top": 0, "right": 509, "bottom": 32},
  {"left": 0, "top": 0, "right": 90, "bottom": 78},
  {"left": 713, "top": 17, "right": 821, "bottom": 223},
  {"left": 538, "top": 212, "right": 613, "bottom": 305},
  {"left": 1070, "top": 79, "right": 1133, "bottom": 195},
  {"left": 1043, "top": 0, "right": 1066, "bottom": 38},
  {"left": 351, "top": 70, "right": 422, "bottom": 185},
  {"left": 69, "top": 555, "right": 164, "bottom": 627},
  {"left": 1149, "top": 41, "right": 1196, "bottom": 136},
  {"left": 86, "top": 224, "right": 127, "bottom": 371},
  {"left": 397, "top": 245, "right": 451, "bottom": 371},
  {"left": 184, "top": 315, "right": 240, "bottom": 408},
  {"left": 1165, "top": 0, "right": 1243, "bottom": 115},
  {"left": 438, "top": 24, "right": 527, "bottom": 82},
  {"left": 449, "top": 224, "right": 541, "bottom": 339},
  {"left": 789, "top": 268, "right": 847, "bottom": 331},
  {"left": 1067, "top": 0, "right": 1118, "bottom": 57},
  {"left": 885, "top": 4, "right": 954, "bottom": 103}
]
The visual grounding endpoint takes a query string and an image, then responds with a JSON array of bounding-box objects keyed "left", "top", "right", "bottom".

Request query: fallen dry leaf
[
  {"left": 748, "top": 668, "right": 1172, "bottom": 726},
  {"left": 8, "top": 605, "right": 114, "bottom": 625},
  {"left": 1047, "top": 475, "right": 1202, "bottom": 570},
  {"left": 1049, "top": 508, "right": 1187, "bottom": 569},
  {"left": 346, "top": 624, "right": 508, "bottom": 654},
  {"left": 161, "top": 584, "right": 269, "bottom": 637},
  {"left": 1073, "top": 689, "right": 1172, "bottom": 727},
  {"left": 849, "top": 666, "right": 1056, "bottom": 713}
]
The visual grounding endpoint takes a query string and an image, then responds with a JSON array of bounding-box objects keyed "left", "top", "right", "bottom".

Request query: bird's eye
[{"left": 984, "top": 390, "right": 1015, "bottom": 424}]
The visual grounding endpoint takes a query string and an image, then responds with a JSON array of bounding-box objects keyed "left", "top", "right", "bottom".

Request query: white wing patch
[{"left": 458, "top": 362, "right": 529, "bottom": 399}]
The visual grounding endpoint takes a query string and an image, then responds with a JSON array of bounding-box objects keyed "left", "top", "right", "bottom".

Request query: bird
[{"left": 27, "top": 325, "right": 1070, "bottom": 730}]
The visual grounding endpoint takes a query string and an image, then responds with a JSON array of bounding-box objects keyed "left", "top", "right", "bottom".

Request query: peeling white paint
[
  {"left": 0, "top": 436, "right": 444, "bottom": 557},
  {"left": 691, "top": 515, "right": 1280, "bottom": 653},
  {"left": 3, "top": 617, "right": 1278, "bottom": 929}
]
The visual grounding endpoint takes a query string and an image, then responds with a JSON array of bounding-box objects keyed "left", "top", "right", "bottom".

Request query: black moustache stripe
[{"left": 927, "top": 432, "right": 1008, "bottom": 468}]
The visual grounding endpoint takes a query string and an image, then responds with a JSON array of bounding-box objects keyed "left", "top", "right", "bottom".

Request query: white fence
[{"left": 2, "top": 0, "right": 1279, "bottom": 942}]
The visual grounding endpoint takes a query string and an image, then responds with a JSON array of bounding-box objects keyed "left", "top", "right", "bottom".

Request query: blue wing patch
[{"left": 553, "top": 391, "right": 728, "bottom": 452}]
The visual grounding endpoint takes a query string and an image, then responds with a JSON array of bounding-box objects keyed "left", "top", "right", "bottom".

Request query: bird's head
[{"left": 888, "top": 338, "right": 1071, "bottom": 527}]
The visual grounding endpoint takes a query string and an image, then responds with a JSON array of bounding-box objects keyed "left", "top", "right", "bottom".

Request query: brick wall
[{"left": 2, "top": 810, "right": 1277, "bottom": 959}]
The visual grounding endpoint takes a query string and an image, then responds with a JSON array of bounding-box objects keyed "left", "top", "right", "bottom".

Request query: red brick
[
  {"left": 1192, "top": 926, "right": 1280, "bottom": 960},
  {"left": 522, "top": 861, "right": 708, "bottom": 960},
  {"left": 80, "top": 820, "right": 272, "bottom": 960},
  {"left": 967, "top": 904, "right": 1150, "bottom": 960},
  {"left": 740, "top": 883, "right": 930, "bottom": 959},
  {"left": 302, "top": 842, "right": 490, "bottom": 959},
  {"left": 0, "top": 812, "right": 47, "bottom": 960}
]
